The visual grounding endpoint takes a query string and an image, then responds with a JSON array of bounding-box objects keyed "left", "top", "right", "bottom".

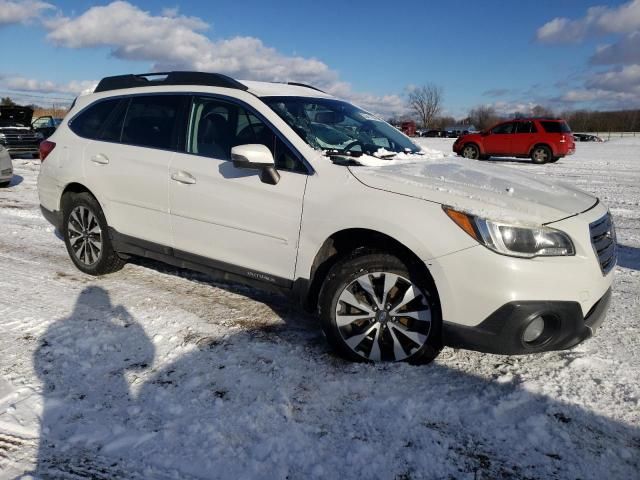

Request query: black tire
[
  {"left": 62, "top": 192, "right": 124, "bottom": 275},
  {"left": 318, "top": 252, "right": 442, "bottom": 364},
  {"left": 549, "top": 157, "right": 560, "bottom": 163},
  {"left": 0, "top": 181, "right": 10, "bottom": 188},
  {"left": 531, "top": 145, "right": 552, "bottom": 164},
  {"left": 461, "top": 143, "right": 480, "bottom": 160}
]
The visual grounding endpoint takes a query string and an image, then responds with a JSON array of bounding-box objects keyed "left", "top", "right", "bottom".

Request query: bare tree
[
  {"left": 468, "top": 105, "right": 500, "bottom": 131},
  {"left": 531, "top": 105, "right": 554, "bottom": 117},
  {"left": 1, "top": 97, "right": 16, "bottom": 106},
  {"left": 408, "top": 84, "right": 443, "bottom": 129}
]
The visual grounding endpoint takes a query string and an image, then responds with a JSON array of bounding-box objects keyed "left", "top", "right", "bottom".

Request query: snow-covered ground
[{"left": 0, "top": 138, "right": 638, "bottom": 479}]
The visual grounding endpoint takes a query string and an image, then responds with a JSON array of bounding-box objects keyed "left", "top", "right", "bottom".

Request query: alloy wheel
[
  {"left": 462, "top": 145, "right": 478, "bottom": 159},
  {"left": 335, "top": 272, "right": 432, "bottom": 361},
  {"left": 533, "top": 148, "right": 548, "bottom": 162},
  {"left": 67, "top": 206, "right": 103, "bottom": 266}
]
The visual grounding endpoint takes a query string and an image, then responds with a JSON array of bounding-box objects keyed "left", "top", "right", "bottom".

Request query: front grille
[
  {"left": 589, "top": 213, "right": 617, "bottom": 275},
  {"left": 1, "top": 131, "right": 39, "bottom": 150}
]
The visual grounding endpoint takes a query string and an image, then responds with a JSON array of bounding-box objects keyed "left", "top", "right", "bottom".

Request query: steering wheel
[{"left": 342, "top": 140, "right": 365, "bottom": 153}]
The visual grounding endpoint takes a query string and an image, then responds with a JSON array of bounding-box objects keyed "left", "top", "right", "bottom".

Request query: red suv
[{"left": 453, "top": 118, "right": 575, "bottom": 164}]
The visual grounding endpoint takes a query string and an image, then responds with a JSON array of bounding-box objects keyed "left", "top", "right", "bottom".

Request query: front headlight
[{"left": 444, "top": 206, "right": 575, "bottom": 258}]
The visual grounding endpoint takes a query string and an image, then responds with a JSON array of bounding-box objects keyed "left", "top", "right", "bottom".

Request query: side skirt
[{"left": 108, "top": 228, "right": 296, "bottom": 295}]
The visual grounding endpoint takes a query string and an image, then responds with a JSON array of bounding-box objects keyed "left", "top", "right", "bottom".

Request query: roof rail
[
  {"left": 94, "top": 71, "right": 248, "bottom": 93},
  {"left": 286, "top": 82, "right": 325, "bottom": 93}
]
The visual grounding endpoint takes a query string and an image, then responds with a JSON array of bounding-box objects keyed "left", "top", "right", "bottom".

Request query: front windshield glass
[{"left": 263, "top": 96, "right": 420, "bottom": 156}]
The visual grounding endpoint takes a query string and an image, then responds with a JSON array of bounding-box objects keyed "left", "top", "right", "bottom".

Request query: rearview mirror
[
  {"left": 314, "top": 111, "right": 344, "bottom": 124},
  {"left": 231, "top": 144, "right": 280, "bottom": 185}
]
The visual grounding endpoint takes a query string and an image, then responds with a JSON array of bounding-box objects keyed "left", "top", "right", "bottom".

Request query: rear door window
[
  {"left": 515, "top": 121, "right": 536, "bottom": 134},
  {"left": 121, "top": 95, "right": 188, "bottom": 150}
]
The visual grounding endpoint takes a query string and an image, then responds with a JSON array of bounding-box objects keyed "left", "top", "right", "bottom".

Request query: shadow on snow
[{"left": 33, "top": 284, "right": 639, "bottom": 479}]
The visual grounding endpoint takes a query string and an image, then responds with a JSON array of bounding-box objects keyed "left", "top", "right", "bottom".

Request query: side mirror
[{"left": 231, "top": 144, "right": 280, "bottom": 185}]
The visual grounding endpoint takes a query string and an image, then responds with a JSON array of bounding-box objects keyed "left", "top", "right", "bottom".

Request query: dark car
[
  {"left": 32, "top": 116, "right": 63, "bottom": 139},
  {"left": 452, "top": 118, "right": 576, "bottom": 164},
  {"left": 0, "top": 106, "right": 43, "bottom": 157},
  {"left": 423, "top": 129, "right": 443, "bottom": 137},
  {"left": 573, "top": 133, "right": 603, "bottom": 142}
]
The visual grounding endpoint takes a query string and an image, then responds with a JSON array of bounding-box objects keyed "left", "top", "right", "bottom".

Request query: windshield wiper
[{"left": 323, "top": 149, "right": 364, "bottom": 158}]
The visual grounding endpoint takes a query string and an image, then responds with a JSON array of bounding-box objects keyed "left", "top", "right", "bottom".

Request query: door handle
[
  {"left": 171, "top": 171, "right": 197, "bottom": 185},
  {"left": 90, "top": 153, "right": 109, "bottom": 165}
]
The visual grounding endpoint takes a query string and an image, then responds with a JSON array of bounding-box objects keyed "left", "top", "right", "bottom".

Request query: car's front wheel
[
  {"left": 461, "top": 144, "right": 480, "bottom": 159},
  {"left": 531, "top": 145, "right": 552, "bottom": 164},
  {"left": 319, "top": 253, "right": 442, "bottom": 364},
  {"left": 62, "top": 192, "right": 124, "bottom": 275}
]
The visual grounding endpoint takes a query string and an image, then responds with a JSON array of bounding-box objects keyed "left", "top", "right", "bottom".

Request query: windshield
[{"left": 263, "top": 96, "right": 420, "bottom": 156}]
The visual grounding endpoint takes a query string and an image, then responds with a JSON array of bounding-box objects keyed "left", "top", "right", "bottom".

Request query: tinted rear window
[
  {"left": 540, "top": 121, "right": 571, "bottom": 133},
  {"left": 121, "top": 95, "right": 186, "bottom": 150},
  {"left": 70, "top": 99, "right": 123, "bottom": 140}
]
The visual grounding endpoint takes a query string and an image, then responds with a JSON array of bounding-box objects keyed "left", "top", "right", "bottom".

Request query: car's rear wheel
[
  {"left": 319, "top": 252, "right": 442, "bottom": 364},
  {"left": 0, "top": 181, "right": 10, "bottom": 188},
  {"left": 62, "top": 192, "right": 124, "bottom": 275},
  {"left": 461, "top": 144, "right": 480, "bottom": 159},
  {"left": 531, "top": 145, "right": 552, "bottom": 164}
]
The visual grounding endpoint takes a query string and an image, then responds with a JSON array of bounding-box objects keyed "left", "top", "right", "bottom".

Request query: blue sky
[{"left": 1, "top": 0, "right": 639, "bottom": 117}]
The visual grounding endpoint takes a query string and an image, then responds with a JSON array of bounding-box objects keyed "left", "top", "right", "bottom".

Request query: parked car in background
[
  {"left": 573, "top": 133, "right": 603, "bottom": 142},
  {"left": 0, "top": 144, "right": 13, "bottom": 187},
  {"left": 32, "top": 116, "right": 63, "bottom": 139},
  {"left": 400, "top": 120, "right": 416, "bottom": 137},
  {"left": 423, "top": 129, "right": 444, "bottom": 137},
  {"left": 0, "top": 106, "right": 43, "bottom": 157},
  {"left": 38, "top": 71, "right": 615, "bottom": 365},
  {"left": 453, "top": 118, "right": 575, "bottom": 164}
]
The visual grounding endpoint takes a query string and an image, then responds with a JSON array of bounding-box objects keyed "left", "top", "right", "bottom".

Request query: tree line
[
  {"left": 3, "top": 93, "right": 640, "bottom": 134},
  {"left": 405, "top": 85, "right": 640, "bottom": 133}
]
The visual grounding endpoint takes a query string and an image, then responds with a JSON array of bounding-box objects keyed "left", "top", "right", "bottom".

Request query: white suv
[{"left": 37, "top": 72, "right": 616, "bottom": 363}]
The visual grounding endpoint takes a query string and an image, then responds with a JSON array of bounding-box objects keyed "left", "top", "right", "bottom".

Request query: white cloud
[
  {"left": 586, "top": 64, "right": 640, "bottom": 92},
  {"left": 3, "top": 76, "right": 97, "bottom": 96},
  {"left": 537, "top": 0, "right": 640, "bottom": 43},
  {"left": 560, "top": 88, "right": 639, "bottom": 104},
  {"left": 41, "top": 1, "right": 405, "bottom": 117},
  {"left": 0, "top": 0, "right": 53, "bottom": 26},
  {"left": 590, "top": 31, "right": 640, "bottom": 65}
]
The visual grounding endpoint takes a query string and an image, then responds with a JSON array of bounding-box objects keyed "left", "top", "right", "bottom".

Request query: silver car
[{"left": 0, "top": 145, "right": 13, "bottom": 187}]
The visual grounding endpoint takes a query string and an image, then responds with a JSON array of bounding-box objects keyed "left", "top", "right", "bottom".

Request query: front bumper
[
  {"left": 443, "top": 288, "right": 611, "bottom": 354},
  {"left": 5, "top": 146, "right": 39, "bottom": 156}
]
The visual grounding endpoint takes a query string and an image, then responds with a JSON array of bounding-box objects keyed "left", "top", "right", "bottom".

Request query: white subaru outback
[{"left": 37, "top": 72, "right": 616, "bottom": 363}]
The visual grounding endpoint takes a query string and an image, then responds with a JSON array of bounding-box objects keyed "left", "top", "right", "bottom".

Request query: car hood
[
  {"left": 0, "top": 106, "right": 34, "bottom": 127},
  {"left": 348, "top": 158, "right": 597, "bottom": 224}
]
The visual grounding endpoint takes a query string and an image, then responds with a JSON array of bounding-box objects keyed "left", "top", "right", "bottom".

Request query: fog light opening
[{"left": 523, "top": 316, "right": 545, "bottom": 344}]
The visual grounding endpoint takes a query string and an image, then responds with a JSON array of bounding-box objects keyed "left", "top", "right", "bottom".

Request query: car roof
[
  {"left": 241, "top": 80, "right": 334, "bottom": 99},
  {"left": 88, "top": 71, "right": 336, "bottom": 100}
]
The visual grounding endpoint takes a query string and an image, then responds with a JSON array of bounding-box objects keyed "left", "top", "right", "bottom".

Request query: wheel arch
[
  {"left": 298, "top": 228, "right": 440, "bottom": 313},
  {"left": 60, "top": 182, "right": 98, "bottom": 208},
  {"left": 463, "top": 141, "right": 484, "bottom": 155},
  {"left": 529, "top": 143, "right": 553, "bottom": 157}
]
